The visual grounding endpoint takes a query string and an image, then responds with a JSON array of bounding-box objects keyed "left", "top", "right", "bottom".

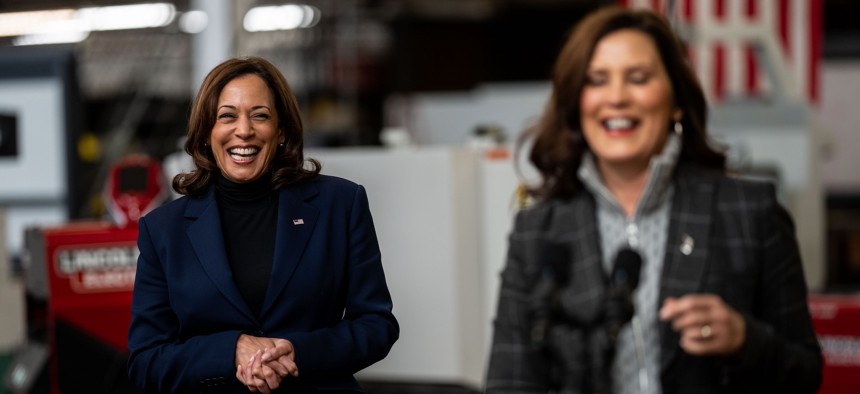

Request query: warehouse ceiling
[
  {"left": 0, "top": 0, "right": 608, "bottom": 97},
  {"left": 1, "top": 0, "right": 855, "bottom": 103}
]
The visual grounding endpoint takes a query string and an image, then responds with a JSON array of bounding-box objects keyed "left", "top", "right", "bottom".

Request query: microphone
[
  {"left": 605, "top": 248, "right": 642, "bottom": 341},
  {"left": 588, "top": 248, "right": 643, "bottom": 394},
  {"left": 526, "top": 241, "right": 583, "bottom": 392}
]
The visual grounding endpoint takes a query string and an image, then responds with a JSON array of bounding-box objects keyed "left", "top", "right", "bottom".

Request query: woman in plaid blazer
[{"left": 485, "top": 7, "right": 821, "bottom": 394}]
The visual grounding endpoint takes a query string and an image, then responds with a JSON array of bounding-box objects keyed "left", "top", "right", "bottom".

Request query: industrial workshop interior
[{"left": 0, "top": 0, "right": 858, "bottom": 393}]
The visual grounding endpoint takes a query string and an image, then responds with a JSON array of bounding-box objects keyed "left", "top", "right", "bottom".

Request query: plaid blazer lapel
[
  {"left": 658, "top": 166, "right": 718, "bottom": 372},
  {"left": 555, "top": 192, "right": 607, "bottom": 325}
]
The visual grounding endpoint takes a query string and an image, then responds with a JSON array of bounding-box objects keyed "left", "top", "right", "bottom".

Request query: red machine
[
  {"left": 809, "top": 294, "right": 860, "bottom": 394},
  {"left": 104, "top": 155, "right": 167, "bottom": 228},
  {"left": 19, "top": 155, "right": 166, "bottom": 393}
]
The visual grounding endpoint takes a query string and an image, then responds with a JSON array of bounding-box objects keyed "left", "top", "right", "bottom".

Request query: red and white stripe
[{"left": 617, "top": 0, "right": 821, "bottom": 104}]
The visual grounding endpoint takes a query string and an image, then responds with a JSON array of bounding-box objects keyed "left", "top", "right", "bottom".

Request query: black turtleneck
[{"left": 215, "top": 172, "right": 278, "bottom": 317}]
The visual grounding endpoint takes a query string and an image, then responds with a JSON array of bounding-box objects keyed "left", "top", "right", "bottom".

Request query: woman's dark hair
[
  {"left": 173, "top": 56, "right": 321, "bottom": 196},
  {"left": 524, "top": 6, "right": 725, "bottom": 199}
]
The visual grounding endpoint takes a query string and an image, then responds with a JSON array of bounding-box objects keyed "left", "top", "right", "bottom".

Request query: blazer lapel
[
  {"left": 570, "top": 193, "right": 608, "bottom": 322},
  {"left": 260, "top": 181, "right": 320, "bottom": 318},
  {"left": 185, "top": 189, "right": 257, "bottom": 323},
  {"left": 658, "top": 167, "right": 717, "bottom": 371},
  {"left": 555, "top": 192, "right": 607, "bottom": 325}
]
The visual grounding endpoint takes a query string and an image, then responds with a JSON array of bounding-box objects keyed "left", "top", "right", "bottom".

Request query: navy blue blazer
[{"left": 128, "top": 174, "right": 399, "bottom": 393}]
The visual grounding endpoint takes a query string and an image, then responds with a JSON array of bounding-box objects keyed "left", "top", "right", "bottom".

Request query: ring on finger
[{"left": 700, "top": 324, "right": 712, "bottom": 339}]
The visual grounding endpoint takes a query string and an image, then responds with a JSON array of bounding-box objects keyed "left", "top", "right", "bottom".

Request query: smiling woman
[
  {"left": 174, "top": 56, "right": 319, "bottom": 197},
  {"left": 579, "top": 29, "right": 681, "bottom": 198},
  {"left": 486, "top": 6, "right": 822, "bottom": 394},
  {"left": 127, "top": 56, "right": 399, "bottom": 394},
  {"left": 210, "top": 74, "right": 284, "bottom": 184}
]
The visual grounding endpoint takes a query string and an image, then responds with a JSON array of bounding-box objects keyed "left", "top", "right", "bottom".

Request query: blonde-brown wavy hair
[{"left": 524, "top": 6, "right": 725, "bottom": 200}]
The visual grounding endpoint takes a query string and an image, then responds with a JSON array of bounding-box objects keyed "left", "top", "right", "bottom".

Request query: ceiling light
[
  {"left": 77, "top": 3, "right": 176, "bottom": 31},
  {"left": 179, "top": 10, "right": 208, "bottom": 34},
  {"left": 13, "top": 31, "right": 90, "bottom": 46},
  {"left": 299, "top": 5, "right": 321, "bottom": 28},
  {"left": 1, "top": 2, "right": 177, "bottom": 45},
  {"left": 0, "top": 9, "right": 76, "bottom": 37},
  {"left": 243, "top": 4, "right": 320, "bottom": 32}
]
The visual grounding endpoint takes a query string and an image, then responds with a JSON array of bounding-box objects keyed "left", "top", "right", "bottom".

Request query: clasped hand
[{"left": 235, "top": 334, "right": 299, "bottom": 393}]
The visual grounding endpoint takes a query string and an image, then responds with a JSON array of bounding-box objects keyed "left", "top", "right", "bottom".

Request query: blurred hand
[
  {"left": 659, "top": 294, "right": 746, "bottom": 357},
  {"left": 235, "top": 334, "right": 299, "bottom": 393}
]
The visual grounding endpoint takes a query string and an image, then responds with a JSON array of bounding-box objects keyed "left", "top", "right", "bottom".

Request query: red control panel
[
  {"left": 809, "top": 294, "right": 860, "bottom": 394},
  {"left": 32, "top": 154, "right": 166, "bottom": 393},
  {"left": 43, "top": 222, "right": 138, "bottom": 351}
]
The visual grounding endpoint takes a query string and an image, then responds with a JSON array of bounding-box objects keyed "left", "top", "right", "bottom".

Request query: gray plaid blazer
[{"left": 485, "top": 165, "right": 822, "bottom": 394}]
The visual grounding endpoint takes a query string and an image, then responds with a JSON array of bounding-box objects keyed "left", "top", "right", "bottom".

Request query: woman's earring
[{"left": 674, "top": 121, "right": 683, "bottom": 136}]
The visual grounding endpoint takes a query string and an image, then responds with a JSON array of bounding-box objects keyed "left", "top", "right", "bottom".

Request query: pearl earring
[{"left": 674, "top": 121, "right": 683, "bottom": 136}]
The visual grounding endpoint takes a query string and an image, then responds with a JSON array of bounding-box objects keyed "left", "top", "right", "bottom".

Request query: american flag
[
  {"left": 618, "top": 0, "right": 822, "bottom": 104},
  {"left": 292, "top": 219, "right": 304, "bottom": 225}
]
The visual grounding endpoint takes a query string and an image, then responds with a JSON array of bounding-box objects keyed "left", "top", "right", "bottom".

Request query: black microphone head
[{"left": 611, "top": 248, "right": 642, "bottom": 290}]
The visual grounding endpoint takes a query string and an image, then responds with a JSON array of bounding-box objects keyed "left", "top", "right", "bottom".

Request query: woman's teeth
[
  {"left": 605, "top": 118, "right": 634, "bottom": 130},
  {"left": 228, "top": 147, "right": 258, "bottom": 161}
]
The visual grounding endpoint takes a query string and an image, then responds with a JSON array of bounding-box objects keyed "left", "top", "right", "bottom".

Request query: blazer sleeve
[
  {"left": 280, "top": 184, "right": 399, "bottom": 377},
  {"left": 128, "top": 215, "right": 244, "bottom": 393},
  {"left": 485, "top": 209, "right": 552, "bottom": 394},
  {"left": 726, "top": 183, "right": 823, "bottom": 392}
]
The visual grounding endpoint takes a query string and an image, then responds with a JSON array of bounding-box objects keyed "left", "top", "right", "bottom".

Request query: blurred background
[{"left": 0, "top": 0, "right": 859, "bottom": 393}]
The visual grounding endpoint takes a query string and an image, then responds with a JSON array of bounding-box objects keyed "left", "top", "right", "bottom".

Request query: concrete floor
[{"left": 360, "top": 381, "right": 480, "bottom": 394}]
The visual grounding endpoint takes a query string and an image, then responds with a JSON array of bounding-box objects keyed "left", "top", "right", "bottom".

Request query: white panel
[
  {"left": 0, "top": 208, "right": 24, "bottom": 352},
  {"left": 0, "top": 78, "right": 65, "bottom": 201},
  {"left": 408, "top": 93, "right": 477, "bottom": 145},
  {"left": 309, "top": 147, "right": 484, "bottom": 387},
  {"left": 388, "top": 82, "right": 550, "bottom": 147},
  {"left": 5, "top": 204, "right": 66, "bottom": 258},
  {"left": 477, "top": 154, "right": 520, "bottom": 362},
  {"left": 819, "top": 62, "right": 860, "bottom": 192}
]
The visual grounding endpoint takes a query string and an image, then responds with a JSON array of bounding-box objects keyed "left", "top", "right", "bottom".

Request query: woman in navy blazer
[{"left": 128, "top": 57, "right": 398, "bottom": 393}]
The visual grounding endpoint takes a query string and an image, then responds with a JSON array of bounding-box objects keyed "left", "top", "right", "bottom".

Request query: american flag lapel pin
[{"left": 292, "top": 219, "right": 304, "bottom": 225}]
